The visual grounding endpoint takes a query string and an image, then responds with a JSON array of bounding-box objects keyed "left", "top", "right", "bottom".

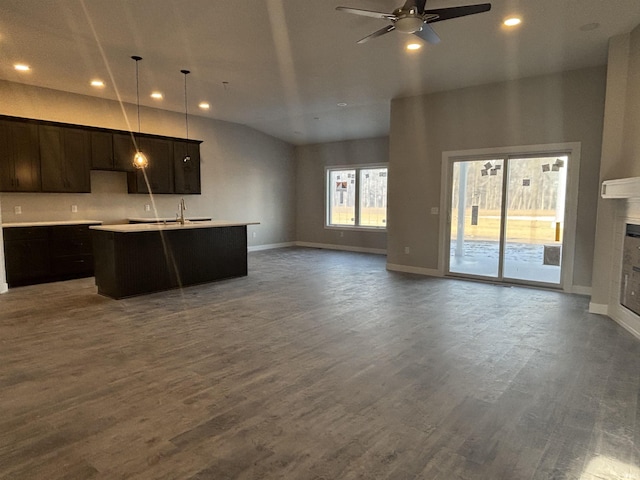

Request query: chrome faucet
[{"left": 177, "top": 198, "right": 186, "bottom": 225}]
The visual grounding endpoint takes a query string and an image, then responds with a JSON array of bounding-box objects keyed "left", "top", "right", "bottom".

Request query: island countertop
[
  {"left": 127, "top": 216, "right": 212, "bottom": 224},
  {"left": 3, "top": 220, "right": 103, "bottom": 228},
  {"left": 89, "top": 220, "right": 258, "bottom": 233}
]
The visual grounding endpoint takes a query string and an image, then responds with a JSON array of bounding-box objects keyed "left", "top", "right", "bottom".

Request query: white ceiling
[{"left": 1, "top": 0, "right": 639, "bottom": 146}]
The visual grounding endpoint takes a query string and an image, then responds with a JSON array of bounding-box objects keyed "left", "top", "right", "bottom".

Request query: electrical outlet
[
  {"left": 144, "top": 204, "right": 150, "bottom": 212},
  {"left": 404, "top": 246, "right": 410, "bottom": 254},
  {"left": 252, "top": 231, "right": 256, "bottom": 238},
  {"left": 71, "top": 205, "right": 78, "bottom": 213},
  {"left": 14, "top": 206, "right": 22, "bottom": 215},
  {"left": 340, "top": 231, "right": 344, "bottom": 238}
]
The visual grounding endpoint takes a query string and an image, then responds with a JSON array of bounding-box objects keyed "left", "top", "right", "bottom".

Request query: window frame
[{"left": 325, "top": 163, "right": 388, "bottom": 231}]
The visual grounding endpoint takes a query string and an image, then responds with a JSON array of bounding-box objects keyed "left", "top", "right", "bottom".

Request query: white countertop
[
  {"left": 2, "top": 220, "right": 103, "bottom": 228},
  {"left": 128, "top": 216, "right": 212, "bottom": 223},
  {"left": 90, "top": 220, "right": 259, "bottom": 233}
]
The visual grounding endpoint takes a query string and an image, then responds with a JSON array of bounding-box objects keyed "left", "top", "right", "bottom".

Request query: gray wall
[
  {"left": 387, "top": 66, "right": 607, "bottom": 288},
  {"left": 0, "top": 80, "right": 296, "bottom": 247},
  {"left": 621, "top": 25, "right": 640, "bottom": 179},
  {"left": 592, "top": 24, "right": 640, "bottom": 306},
  {"left": 295, "top": 137, "right": 388, "bottom": 251}
]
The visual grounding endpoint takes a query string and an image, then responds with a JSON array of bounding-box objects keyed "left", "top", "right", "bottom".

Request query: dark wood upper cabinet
[
  {"left": 0, "top": 119, "right": 41, "bottom": 192},
  {"left": 90, "top": 130, "right": 114, "bottom": 170},
  {"left": 127, "top": 137, "right": 174, "bottom": 194},
  {"left": 39, "top": 125, "right": 91, "bottom": 193},
  {"left": 0, "top": 115, "right": 201, "bottom": 194},
  {"left": 173, "top": 140, "right": 201, "bottom": 194},
  {"left": 112, "top": 133, "right": 137, "bottom": 172}
]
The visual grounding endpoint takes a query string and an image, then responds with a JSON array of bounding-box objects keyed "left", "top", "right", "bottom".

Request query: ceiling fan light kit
[{"left": 336, "top": 0, "right": 491, "bottom": 45}]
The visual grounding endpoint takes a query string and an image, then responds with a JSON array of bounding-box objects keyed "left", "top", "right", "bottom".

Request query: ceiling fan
[{"left": 336, "top": 0, "right": 491, "bottom": 44}]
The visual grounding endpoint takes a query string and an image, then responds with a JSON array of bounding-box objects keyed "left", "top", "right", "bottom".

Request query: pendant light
[
  {"left": 131, "top": 55, "right": 148, "bottom": 169},
  {"left": 181, "top": 69, "right": 191, "bottom": 164}
]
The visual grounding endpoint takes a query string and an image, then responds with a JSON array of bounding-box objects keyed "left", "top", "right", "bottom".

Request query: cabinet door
[
  {"left": 173, "top": 141, "right": 201, "bottom": 194},
  {"left": 63, "top": 128, "right": 91, "bottom": 192},
  {"left": 39, "top": 125, "right": 66, "bottom": 192},
  {"left": 130, "top": 137, "right": 174, "bottom": 194},
  {"left": 40, "top": 126, "right": 91, "bottom": 192},
  {"left": 0, "top": 120, "right": 40, "bottom": 192},
  {"left": 4, "top": 227, "right": 51, "bottom": 286},
  {"left": 112, "top": 133, "right": 137, "bottom": 172},
  {"left": 91, "top": 131, "right": 114, "bottom": 170}
]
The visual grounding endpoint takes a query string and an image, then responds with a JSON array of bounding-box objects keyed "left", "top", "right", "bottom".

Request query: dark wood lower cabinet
[
  {"left": 91, "top": 225, "right": 248, "bottom": 299},
  {"left": 3, "top": 223, "right": 100, "bottom": 287},
  {"left": 4, "top": 229, "right": 50, "bottom": 287}
]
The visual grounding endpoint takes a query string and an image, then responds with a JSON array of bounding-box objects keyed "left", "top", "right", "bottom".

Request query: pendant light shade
[
  {"left": 133, "top": 151, "right": 148, "bottom": 168},
  {"left": 131, "top": 55, "right": 148, "bottom": 169},
  {"left": 181, "top": 69, "right": 191, "bottom": 164}
]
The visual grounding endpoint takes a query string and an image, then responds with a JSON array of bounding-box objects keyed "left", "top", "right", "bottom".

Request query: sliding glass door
[
  {"left": 448, "top": 154, "right": 568, "bottom": 286},
  {"left": 449, "top": 159, "right": 504, "bottom": 278}
]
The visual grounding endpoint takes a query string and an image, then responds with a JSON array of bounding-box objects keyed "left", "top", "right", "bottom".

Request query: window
[{"left": 327, "top": 165, "right": 387, "bottom": 228}]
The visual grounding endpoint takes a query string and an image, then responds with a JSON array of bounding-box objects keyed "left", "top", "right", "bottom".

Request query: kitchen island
[{"left": 90, "top": 221, "right": 258, "bottom": 299}]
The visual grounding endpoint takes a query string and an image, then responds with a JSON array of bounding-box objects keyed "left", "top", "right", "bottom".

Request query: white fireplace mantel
[{"left": 601, "top": 177, "right": 640, "bottom": 199}]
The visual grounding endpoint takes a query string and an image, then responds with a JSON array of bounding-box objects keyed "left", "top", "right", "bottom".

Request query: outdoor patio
[{"left": 449, "top": 240, "right": 562, "bottom": 284}]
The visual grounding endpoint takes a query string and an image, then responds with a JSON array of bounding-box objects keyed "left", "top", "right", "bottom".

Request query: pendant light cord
[
  {"left": 132, "top": 56, "right": 143, "bottom": 134},
  {"left": 136, "top": 62, "right": 140, "bottom": 133}
]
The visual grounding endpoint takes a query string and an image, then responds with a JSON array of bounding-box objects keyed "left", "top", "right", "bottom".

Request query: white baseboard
[
  {"left": 295, "top": 242, "right": 386, "bottom": 255},
  {"left": 569, "top": 285, "right": 592, "bottom": 296},
  {"left": 248, "top": 242, "right": 295, "bottom": 252},
  {"left": 0, "top": 282, "right": 7, "bottom": 294},
  {"left": 588, "top": 303, "right": 609, "bottom": 315},
  {"left": 386, "top": 263, "right": 442, "bottom": 277},
  {"left": 607, "top": 304, "right": 640, "bottom": 340}
]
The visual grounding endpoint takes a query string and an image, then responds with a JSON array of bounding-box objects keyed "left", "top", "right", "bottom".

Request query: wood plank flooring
[{"left": 0, "top": 247, "right": 639, "bottom": 479}]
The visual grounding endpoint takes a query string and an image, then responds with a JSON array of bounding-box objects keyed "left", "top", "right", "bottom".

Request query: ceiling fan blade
[
  {"left": 357, "top": 25, "right": 396, "bottom": 44},
  {"left": 402, "top": 0, "right": 427, "bottom": 13},
  {"left": 336, "top": 6, "right": 395, "bottom": 20},
  {"left": 425, "top": 3, "right": 491, "bottom": 23},
  {"left": 413, "top": 23, "right": 441, "bottom": 44}
]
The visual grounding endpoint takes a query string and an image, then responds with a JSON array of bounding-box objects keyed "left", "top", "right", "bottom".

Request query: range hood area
[{"left": 601, "top": 177, "right": 640, "bottom": 199}]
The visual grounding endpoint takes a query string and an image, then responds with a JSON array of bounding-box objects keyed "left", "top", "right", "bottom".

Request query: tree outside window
[{"left": 327, "top": 166, "right": 387, "bottom": 228}]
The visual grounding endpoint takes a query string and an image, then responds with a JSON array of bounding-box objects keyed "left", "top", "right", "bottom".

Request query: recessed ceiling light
[
  {"left": 198, "top": 102, "right": 210, "bottom": 110},
  {"left": 406, "top": 43, "right": 422, "bottom": 51},
  {"left": 337, "top": 102, "right": 348, "bottom": 107},
  {"left": 14, "top": 64, "right": 30, "bottom": 72},
  {"left": 503, "top": 17, "right": 521, "bottom": 27},
  {"left": 91, "top": 79, "right": 105, "bottom": 88},
  {"left": 150, "top": 92, "right": 163, "bottom": 99}
]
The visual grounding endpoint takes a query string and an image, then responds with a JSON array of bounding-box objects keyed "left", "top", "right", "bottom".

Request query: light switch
[{"left": 431, "top": 207, "right": 439, "bottom": 215}]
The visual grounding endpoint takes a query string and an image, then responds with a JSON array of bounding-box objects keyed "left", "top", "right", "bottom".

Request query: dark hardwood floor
[{"left": 0, "top": 247, "right": 638, "bottom": 479}]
